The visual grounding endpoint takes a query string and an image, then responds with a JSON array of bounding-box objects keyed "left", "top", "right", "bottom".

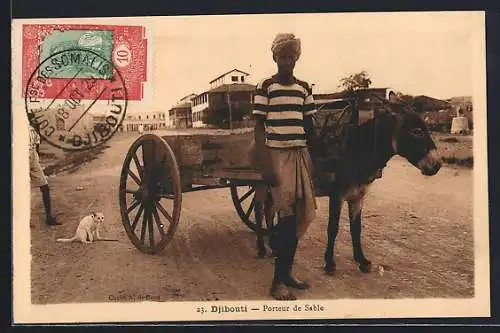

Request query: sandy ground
[{"left": 29, "top": 131, "right": 474, "bottom": 303}]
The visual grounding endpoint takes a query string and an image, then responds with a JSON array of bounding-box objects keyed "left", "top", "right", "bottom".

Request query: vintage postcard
[{"left": 12, "top": 11, "right": 490, "bottom": 323}]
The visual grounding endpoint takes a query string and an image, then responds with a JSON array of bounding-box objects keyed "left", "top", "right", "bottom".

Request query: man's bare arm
[
  {"left": 254, "top": 117, "right": 269, "bottom": 169},
  {"left": 253, "top": 117, "right": 278, "bottom": 186}
]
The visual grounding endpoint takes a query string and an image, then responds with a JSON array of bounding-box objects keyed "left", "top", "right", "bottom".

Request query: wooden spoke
[
  {"left": 128, "top": 169, "right": 141, "bottom": 186},
  {"left": 156, "top": 201, "right": 173, "bottom": 224},
  {"left": 141, "top": 141, "right": 151, "bottom": 179},
  {"left": 239, "top": 187, "right": 255, "bottom": 203},
  {"left": 126, "top": 189, "right": 138, "bottom": 194},
  {"left": 148, "top": 212, "right": 155, "bottom": 249},
  {"left": 245, "top": 197, "right": 256, "bottom": 220},
  {"left": 127, "top": 200, "right": 141, "bottom": 214},
  {"left": 132, "top": 153, "right": 144, "bottom": 180},
  {"left": 140, "top": 212, "right": 147, "bottom": 243},
  {"left": 152, "top": 205, "right": 166, "bottom": 236},
  {"left": 131, "top": 205, "right": 144, "bottom": 232}
]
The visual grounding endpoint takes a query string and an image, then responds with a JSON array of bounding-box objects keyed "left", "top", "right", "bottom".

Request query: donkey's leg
[
  {"left": 348, "top": 198, "right": 372, "bottom": 273},
  {"left": 324, "top": 195, "right": 342, "bottom": 275},
  {"left": 254, "top": 185, "right": 267, "bottom": 258}
]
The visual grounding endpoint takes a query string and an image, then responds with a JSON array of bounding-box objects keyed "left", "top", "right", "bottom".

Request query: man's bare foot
[
  {"left": 270, "top": 283, "right": 296, "bottom": 301},
  {"left": 283, "top": 275, "right": 310, "bottom": 290}
]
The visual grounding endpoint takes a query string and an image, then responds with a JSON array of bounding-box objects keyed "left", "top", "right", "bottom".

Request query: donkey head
[{"left": 385, "top": 103, "right": 442, "bottom": 176}]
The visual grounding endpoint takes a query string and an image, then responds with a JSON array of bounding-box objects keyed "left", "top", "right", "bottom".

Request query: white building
[
  {"left": 192, "top": 91, "right": 210, "bottom": 128},
  {"left": 192, "top": 68, "right": 253, "bottom": 128},
  {"left": 117, "top": 110, "right": 168, "bottom": 132},
  {"left": 209, "top": 68, "right": 250, "bottom": 90},
  {"left": 167, "top": 93, "right": 196, "bottom": 128}
]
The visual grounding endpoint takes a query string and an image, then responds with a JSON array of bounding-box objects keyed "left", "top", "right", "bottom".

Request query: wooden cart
[
  {"left": 118, "top": 92, "right": 375, "bottom": 255},
  {"left": 119, "top": 130, "right": 273, "bottom": 254}
]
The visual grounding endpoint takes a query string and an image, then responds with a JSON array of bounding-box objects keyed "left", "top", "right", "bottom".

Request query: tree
[
  {"left": 338, "top": 70, "right": 372, "bottom": 124},
  {"left": 338, "top": 70, "right": 372, "bottom": 92}
]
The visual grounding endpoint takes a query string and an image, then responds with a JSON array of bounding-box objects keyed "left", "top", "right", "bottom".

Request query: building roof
[
  {"left": 122, "top": 109, "right": 166, "bottom": 115},
  {"left": 170, "top": 101, "right": 192, "bottom": 110},
  {"left": 314, "top": 87, "right": 392, "bottom": 102},
  {"left": 446, "top": 96, "right": 472, "bottom": 104},
  {"left": 208, "top": 83, "right": 256, "bottom": 93},
  {"left": 314, "top": 92, "right": 347, "bottom": 100},
  {"left": 411, "top": 95, "right": 450, "bottom": 108},
  {"left": 314, "top": 98, "right": 347, "bottom": 104},
  {"left": 209, "top": 68, "right": 250, "bottom": 84},
  {"left": 180, "top": 93, "right": 197, "bottom": 101}
]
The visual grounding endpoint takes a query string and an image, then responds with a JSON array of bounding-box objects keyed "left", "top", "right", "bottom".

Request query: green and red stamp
[{"left": 22, "top": 24, "right": 148, "bottom": 151}]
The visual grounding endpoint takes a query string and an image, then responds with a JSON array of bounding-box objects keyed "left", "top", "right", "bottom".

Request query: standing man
[
  {"left": 28, "top": 114, "right": 60, "bottom": 226},
  {"left": 252, "top": 33, "right": 317, "bottom": 300}
]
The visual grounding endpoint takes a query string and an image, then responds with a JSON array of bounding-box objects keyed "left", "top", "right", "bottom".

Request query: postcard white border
[{"left": 11, "top": 11, "right": 490, "bottom": 323}]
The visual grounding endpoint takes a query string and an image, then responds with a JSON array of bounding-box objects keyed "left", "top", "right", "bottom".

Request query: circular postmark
[{"left": 25, "top": 48, "right": 128, "bottom": 151}]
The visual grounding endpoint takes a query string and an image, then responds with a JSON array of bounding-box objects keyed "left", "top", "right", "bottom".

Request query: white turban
[{"left": 271, "top": 33, "right": 301, "bottom": 59}]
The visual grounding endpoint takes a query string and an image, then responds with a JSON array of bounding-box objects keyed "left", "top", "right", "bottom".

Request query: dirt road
[{"left": 30, "top": 131, "right": 474, "bottom": 303}]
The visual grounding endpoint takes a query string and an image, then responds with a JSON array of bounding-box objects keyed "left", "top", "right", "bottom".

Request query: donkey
[{"left": 252, "top": 100, "right": 442, "bottom": 275}]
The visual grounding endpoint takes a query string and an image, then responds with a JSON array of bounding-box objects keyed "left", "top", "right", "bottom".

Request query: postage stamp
[{"left": 22, "top": 24, "right": 148, "bottom": 101}]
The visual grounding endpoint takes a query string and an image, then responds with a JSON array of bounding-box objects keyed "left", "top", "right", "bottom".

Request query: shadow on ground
[{"left": 42, "top": 144, "right": 111, "bottom": 176}]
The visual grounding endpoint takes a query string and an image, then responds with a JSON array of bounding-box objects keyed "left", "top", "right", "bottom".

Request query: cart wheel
[
  {"left": 119, "top": 134, "right": 182, "bottom": 254},
  {"left": 230, "top": 184, "right": 277, "bottom": 235}
]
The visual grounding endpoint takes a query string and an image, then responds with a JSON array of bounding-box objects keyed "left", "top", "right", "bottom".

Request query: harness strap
[{"left": 391, "top": 111, "right": 405, "bottom": 154}]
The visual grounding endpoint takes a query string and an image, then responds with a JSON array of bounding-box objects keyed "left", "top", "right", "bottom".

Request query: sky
[{"left": 145, "top": 12, "right": 483, "bottom": 111}]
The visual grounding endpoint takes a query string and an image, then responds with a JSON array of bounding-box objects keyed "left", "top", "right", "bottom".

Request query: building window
[
  {"left": 232, "top": 76, "right": 238, "bottom": 82},
  {"left": 241, "top": 76, "right": 245, "bottom": 82},
  {"left": 138, "top": 115, "right": 141, "bottom": 120}
]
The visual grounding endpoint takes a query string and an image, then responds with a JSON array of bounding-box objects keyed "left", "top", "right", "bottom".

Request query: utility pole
[{"left": 226, "top": 84, "right": 232, "bottom": 130}]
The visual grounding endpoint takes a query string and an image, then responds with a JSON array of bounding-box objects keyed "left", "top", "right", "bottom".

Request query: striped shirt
[{"left": 252, "top": 75, "right": 317, "bottom": 148}]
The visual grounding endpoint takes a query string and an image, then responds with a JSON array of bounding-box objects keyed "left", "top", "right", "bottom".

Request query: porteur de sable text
[{"left": 210, "top": 304, "right": 324, "bottom": 314}]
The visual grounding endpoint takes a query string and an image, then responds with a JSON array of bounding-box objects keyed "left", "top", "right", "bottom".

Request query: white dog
[{"left": 56, "top": 212, "right": 116, "bottom": 244}]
